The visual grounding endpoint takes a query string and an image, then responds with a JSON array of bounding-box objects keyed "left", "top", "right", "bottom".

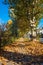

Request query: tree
[
  {"left": 4, "top": 0, "right": 43, "bottom": 38},
  {"left": 0, "top": 22, "right": 12, "bottom": 48},
  {"left": 0, "top": 23, "right": 8, "bottom": 47}
]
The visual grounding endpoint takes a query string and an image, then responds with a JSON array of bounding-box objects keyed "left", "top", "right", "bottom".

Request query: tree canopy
[{"left": 4, "top": 0, "right": 43, "bottom": 37}]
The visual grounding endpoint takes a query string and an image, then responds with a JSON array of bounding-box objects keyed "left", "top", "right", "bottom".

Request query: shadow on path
[{"left": 0, "top": 49, "right": 43, "bottom": 65}]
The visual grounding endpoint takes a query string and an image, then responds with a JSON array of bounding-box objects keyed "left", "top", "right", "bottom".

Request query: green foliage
[
  {"left": 0, "top": 23, "right": 14, "bottom": 48},
  {"left": 4, "top": 0, "right": 43, "bottom": 38}
]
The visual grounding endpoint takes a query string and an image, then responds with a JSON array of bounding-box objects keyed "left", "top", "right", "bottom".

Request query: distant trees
[
  {"left": 0, "top": 22, "right": 12, "bottom": 48},
  {"left": 4, "top": 0, "right": 43, "bottom": 38},
  {"left": 0, "top": 23, "right": 6, "bottom": 47}
]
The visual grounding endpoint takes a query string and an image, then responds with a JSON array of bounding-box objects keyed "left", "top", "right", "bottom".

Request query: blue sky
[
  {"left": 0, "top": 0, "right": 43, "bottom": 28},
  {"left": 38, "top": 19, "right": 43, "bottom": 28},
  {"left": 0, "top": 0, "right": 10, "bottom": 24}
]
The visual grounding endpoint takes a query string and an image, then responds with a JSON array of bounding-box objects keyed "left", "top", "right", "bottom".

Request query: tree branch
[{"left": 34, "top": 11, "right": 40, "bottom": 16}]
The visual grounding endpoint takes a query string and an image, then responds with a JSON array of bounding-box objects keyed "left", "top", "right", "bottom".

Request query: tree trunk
[{"left": 30, "top": 19, "right": 36, "bottom": 41}]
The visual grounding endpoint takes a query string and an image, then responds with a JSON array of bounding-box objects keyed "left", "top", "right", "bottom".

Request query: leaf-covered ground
[{"left": 0, "top": 38, "right": 43, "bottom": 65}]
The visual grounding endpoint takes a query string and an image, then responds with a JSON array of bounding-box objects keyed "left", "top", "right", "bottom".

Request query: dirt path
[{"left": 0, "top": 41, "right": 43, "bottom": 65}]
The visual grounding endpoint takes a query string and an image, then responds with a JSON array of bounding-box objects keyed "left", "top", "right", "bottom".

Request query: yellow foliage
[{"left": 8, "top": 20, "right": 12, "bottom": 25}]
